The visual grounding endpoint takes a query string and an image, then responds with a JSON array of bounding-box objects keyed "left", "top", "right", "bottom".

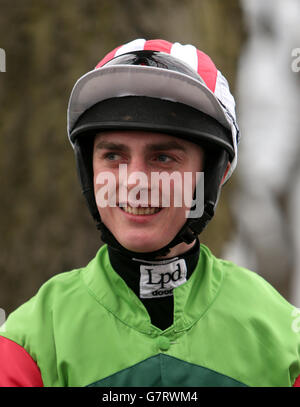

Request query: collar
[
  {"left": 82, "top": 243, "right": 224, "bottom": 336},
  {"left": 107, "top": 239, "right": 200, "bottom": 300}
]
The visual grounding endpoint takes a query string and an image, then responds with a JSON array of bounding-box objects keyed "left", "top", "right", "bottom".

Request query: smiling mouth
[{"left": 119, "top": 205, "right": 162, "bottom": 215}]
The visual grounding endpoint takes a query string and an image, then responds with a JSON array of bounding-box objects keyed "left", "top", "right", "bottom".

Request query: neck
[{"left": 154, "top": 240, "right": 197, "bottom": 260}]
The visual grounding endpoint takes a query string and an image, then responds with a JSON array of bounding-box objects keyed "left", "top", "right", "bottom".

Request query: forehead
[{"left": 94, "top": 130, "right": 196, "bottom": 151}]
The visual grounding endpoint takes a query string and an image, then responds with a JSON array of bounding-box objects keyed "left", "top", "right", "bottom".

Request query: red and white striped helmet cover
[{"left": 69, "top": 39, "right": 239, "bottom": 182}]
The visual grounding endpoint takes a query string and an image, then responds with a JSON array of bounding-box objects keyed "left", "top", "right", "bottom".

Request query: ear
[{"left": 221, "top": 162, "right": 231, "bottom": 185}]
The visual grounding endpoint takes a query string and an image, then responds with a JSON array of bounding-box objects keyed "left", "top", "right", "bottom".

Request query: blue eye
[
  {"left": 105, "top": 152, "right": 119, "bottom": 160},
  {"left": 157, "top": 154, "right": 171, "bottom": 162}
]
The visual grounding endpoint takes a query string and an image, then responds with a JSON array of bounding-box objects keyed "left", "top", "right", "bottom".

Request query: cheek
[
  {"left": 93, "top": 158, "right": 100, "bottom": 187},
  {"left": 187, "top": 147, "right": 204, "bottom": 172},
  {"left": 93, "top": 167, "right": 120, "bottom": 210},
  {"left": 93, "top": 168, "right": 102, "bottom": 195},
  {"left": 189, "top": 155, "right": 204, "bottom": 189}
]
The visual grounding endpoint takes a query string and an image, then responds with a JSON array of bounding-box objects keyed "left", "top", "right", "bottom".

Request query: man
[{"left": 0, "top": 39, "right": 299, "bottom": 387}]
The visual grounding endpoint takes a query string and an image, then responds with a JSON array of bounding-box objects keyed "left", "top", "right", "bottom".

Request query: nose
[
  {"left": 127, "top": 155, "right": 149, "bottom": 175},
  {"left": 128, "top": 156, "right": 150, "bottom": 189},
  {"left": 120, "top": 156, "right": 151, "bottom": 205}
]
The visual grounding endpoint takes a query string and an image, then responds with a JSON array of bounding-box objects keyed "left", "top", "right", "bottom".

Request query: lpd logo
[
  {"left": 0, "top": 48, "right": 6, "bottom": 72},
  {"left": 140, "top": 259, "right": 187, "bottom": 298}
]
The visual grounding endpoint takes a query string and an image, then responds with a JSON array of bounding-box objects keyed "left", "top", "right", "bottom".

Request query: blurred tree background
[{"left": 0, "top": 0, "right": 246, "bottom": 313}]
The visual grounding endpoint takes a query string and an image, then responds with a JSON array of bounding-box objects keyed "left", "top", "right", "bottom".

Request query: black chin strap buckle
[{"left": 179, "top": 227, "right": 196, "bottom": 244}]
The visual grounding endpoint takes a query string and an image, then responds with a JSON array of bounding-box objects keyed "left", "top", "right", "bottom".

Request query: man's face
[{"left": 93, "top": 130, "right": 204, "bottom": 253}]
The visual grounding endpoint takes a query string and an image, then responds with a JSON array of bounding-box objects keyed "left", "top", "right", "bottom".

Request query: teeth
[{"left": 120, "top": 205, "right": 161, "bottom": 215}]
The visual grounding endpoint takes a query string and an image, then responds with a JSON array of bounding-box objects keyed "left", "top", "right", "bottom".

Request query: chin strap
[{"left": 95, "top": 202, "right": 214, "bottom": 260}]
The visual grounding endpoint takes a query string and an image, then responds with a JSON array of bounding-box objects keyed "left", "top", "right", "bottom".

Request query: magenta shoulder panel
[
  {"left": 0, "top": 336, "right": 43, "bottom": 387},
  {"left": 293, "top": 374, "right": 300, "bottom": 387}
]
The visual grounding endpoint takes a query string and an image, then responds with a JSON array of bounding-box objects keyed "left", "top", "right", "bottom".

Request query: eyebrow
[
  {"left": 94, "top": 140, "right": 187, "bottom": 152},
  {"left": 146, "top": 141, "right": 187, "bottom": 152},
  {"left": 94, "top": 141, "right": 130, "bottom": 152}
]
